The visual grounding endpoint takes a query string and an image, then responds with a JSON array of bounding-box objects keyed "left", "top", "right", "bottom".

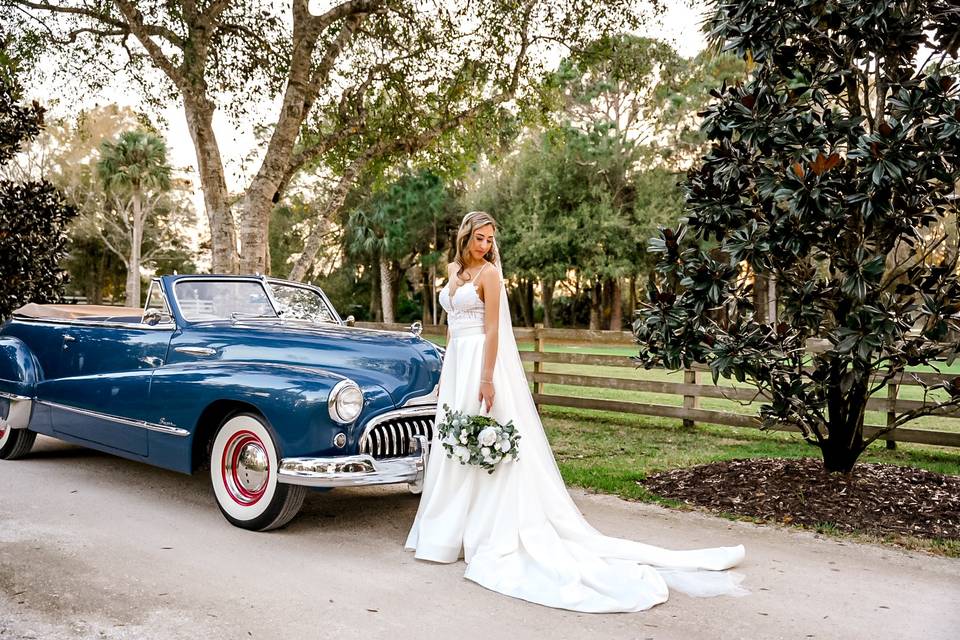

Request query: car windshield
[
  {"left": 269, "top": 282, "right": 339, "bottom": 324},
  {"left": 173, "top": 280, "right": 278, "bottom": 322}
]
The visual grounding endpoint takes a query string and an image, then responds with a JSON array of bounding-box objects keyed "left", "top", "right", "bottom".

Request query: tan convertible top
[{"left": 13, "top": 303, "right": 144, "bottom": 320}]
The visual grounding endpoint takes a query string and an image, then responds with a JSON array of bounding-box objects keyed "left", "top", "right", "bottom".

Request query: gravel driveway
[{"left": 1, "top": 436, "right": 957, "bottom": 640}]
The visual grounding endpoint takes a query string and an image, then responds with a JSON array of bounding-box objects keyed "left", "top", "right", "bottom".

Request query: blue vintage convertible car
[{"left": 0, "top": 275, "right": 441, "bottom": 530}]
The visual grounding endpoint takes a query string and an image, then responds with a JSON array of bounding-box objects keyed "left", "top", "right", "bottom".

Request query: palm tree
[{"left": 96, "top": 130, "right": 172, "bottom": 306}]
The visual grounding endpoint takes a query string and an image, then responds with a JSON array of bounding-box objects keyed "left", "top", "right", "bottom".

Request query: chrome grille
[{"left": 360, "top": 413, "right": 435, "bottom": 459}]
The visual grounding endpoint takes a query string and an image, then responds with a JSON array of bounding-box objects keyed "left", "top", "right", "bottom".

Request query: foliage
[
  {"left": 269, "top": 196, "right": 313, "bottom": 279},
  {"left": 634, "top": 0, "right": 960, "bottom": 472},
  {"left": 97, "top": 130, "right": 172, "bottom": 197},
  {"left": 0, "top": 42, "right": 77, "bottom": 320},
  {"left": 462, "top": 35, "right": 746, "bottom": 328},
  {"left": 342, "top": 168, "right": 460, "bottom": 321},
  {"left": 1, "top": 104, "right": 198, "bottom": 303},
  {"left": 7, "top": 0, "right": 649, "bottom": 275}
]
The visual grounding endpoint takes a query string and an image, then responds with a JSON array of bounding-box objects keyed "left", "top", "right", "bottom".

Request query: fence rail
[{"left": 357, "top": 321, "right": 960, "bottom": 449}]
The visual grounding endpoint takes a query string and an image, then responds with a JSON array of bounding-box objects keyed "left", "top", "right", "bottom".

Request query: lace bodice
[{"left": 439, "top": 282, "right": 486, "bottom": 333}]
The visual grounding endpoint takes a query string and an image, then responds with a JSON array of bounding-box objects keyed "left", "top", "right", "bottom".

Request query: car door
[{"left": 41, "top": 293, "right": 174, "bottom": 457}]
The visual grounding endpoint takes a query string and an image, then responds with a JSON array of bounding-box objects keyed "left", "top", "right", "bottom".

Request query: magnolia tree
[
  {"left": 8, "top": 0, "right": 646, "bottom": 277},
  {"left": 634, "top": 0, "right": 960, "bottom": 472},
  {"left": 0, "top": 44, "right": 76, "bottom": 320}
]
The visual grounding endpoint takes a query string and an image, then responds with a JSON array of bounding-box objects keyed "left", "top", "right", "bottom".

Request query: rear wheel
[
  {"left": 209, "top": 413, "right": 306, "bottom": 531},
  {"left": 0, "top": 423, "right": 36, "bottom": 460}
]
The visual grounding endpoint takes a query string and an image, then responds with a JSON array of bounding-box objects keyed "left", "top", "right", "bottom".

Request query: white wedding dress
[{"left": 404, "top": 261, "right": 746, "bottom": 612}]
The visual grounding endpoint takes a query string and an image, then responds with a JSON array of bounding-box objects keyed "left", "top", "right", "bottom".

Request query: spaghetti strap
[{"left": 476, "top": 261, "right": 489, "bottom": 278}]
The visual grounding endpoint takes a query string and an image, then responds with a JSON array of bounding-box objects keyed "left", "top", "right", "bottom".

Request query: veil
[{"left": 484, "top": 238, "right": 748, "bottom": 599}]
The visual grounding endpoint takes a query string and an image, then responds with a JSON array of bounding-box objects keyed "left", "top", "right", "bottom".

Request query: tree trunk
[
  {"left": 524, "top": 279, "right": 535, "bottom": 327},
  {"left": 379, "top": 254, "right": 394, "bottom": 324},
  {"left": 628, "top": 275, "right": 637, "bottom": 319},
  {"left": 602, "top": 278, "right": 611, "bottom": 329},
  {"left": 767, "top": 275, "right": 777, "bottom": 323},
  {"left": 589, "top": 281, "right": 601, "bottom": 330},
  {"left": 542, "top": 279, "right": 554, "bottom": 328},
  {"left": 754, "top": 271, "right": 769, "bottom": 323},
  {"left": 237, "top": 5, "right": 354, "bottom": 274},
  {"left": 182, "top": 94, "right": 238, "bottom": 274},
  {"left": 821, "top": 365, "right": 870, "bottom": 473},
  {"left": 91, "top": 250, "right": 105, "bottom": 305},
  {"left": 125, "top": 193, "right": 143, "bottom": 306},
  {"left": 610, "top": 277, "right": 622, "bottom": 331},
  {"left": 289, "top": 158, "right": 366, "bottom": 281},
  {"left": 421, "top": 265, "right": 431, "bottom": 326},
  {"left": 430, "top": 262, "right": 438, "bottom": 325},
  {"left": 370, "top": 271, "right": 381, "bottom": 322}
]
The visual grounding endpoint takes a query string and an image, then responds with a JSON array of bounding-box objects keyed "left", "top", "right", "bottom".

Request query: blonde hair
[{"left": 454, "top": 210, "right": 499, "bottom": 278}]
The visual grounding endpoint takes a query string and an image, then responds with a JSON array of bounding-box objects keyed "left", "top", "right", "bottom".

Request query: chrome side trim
[
  {"left": 174, "top": 346, "right": 217, "bottom": 357},
  {"left": 10, "top": 316, "right": 176, "bottom": 330},
  {"left": 357, "top": 406, "right": 437, "bottom": 449},
  {"left": 0, "top": 390, "right": 30, "bottom": 402},
  {"left": 278, "top": 435, "right": 428, "bottom": 488},
  {"left": 36, "top": 400, "right": 190, "bottom": 437}
]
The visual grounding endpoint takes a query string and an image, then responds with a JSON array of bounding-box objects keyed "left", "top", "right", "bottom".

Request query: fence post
[
  {"left": 683, "top": 368, "right": 698, "bottom": 428},
  {"left": 886, "top": 382, "right": 898, "bottom": 450},
  {"left": 533, "top": 323, "right": 545, "bottom": 410}
]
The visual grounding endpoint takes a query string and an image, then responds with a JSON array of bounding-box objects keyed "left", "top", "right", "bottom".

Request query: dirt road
[{"left": 1, "top": 436, "right": 957, "bottom": 639}]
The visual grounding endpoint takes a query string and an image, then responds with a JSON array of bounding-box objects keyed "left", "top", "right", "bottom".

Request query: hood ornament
[{"left": 409, "top": 320, "right": 423, "bottom": 337}]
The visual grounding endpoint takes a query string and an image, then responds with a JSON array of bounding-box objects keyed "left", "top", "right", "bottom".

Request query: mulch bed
[{"left": 641, "top": 458, "right": 960, "bottom": 540}]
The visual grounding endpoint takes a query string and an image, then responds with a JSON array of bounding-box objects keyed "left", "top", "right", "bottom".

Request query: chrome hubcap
[
  {"left": 236, "top": 442, "right": 269, "bottom": 493},
  {"left": 222, "top": 431, "right": 269, "bottom": 506}
]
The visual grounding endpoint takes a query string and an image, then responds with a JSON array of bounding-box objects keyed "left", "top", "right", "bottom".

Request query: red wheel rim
[{"left": 221, "top": 429, "right": 270, "bottom": 506}]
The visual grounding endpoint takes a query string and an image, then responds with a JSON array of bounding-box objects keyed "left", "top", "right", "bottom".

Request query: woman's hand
[{"left": 478, "top": 380, "right": 495, "bottom": 413}]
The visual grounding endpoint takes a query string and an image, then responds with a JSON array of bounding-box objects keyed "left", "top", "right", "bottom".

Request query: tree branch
[
  {"left": 111, "top": 0, "right": 187, "bottom": 87},
  {"left": 307, "top": 0, "right": 388, "bottom": 31}
]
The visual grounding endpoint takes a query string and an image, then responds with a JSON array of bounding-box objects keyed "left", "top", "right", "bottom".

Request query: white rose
[
  {"left": 478, "top": 427, "right": 498, "bottom": 447},
  {"left": 481, "top": 447, "right": 491, "bottom": 457},
  {"left": 497, "top": 439, "right": 511, "bottom": 453},
  {"left": 454, "top": 445, "right": 469, "bottom": 461},
  {"left": 459, "top": 434, "right": 468, "bottom": 444}
]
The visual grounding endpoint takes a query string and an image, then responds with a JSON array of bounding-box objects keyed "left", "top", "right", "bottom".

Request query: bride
[{"left": 404, "top": 211, "right": 746, "bottom": 612}]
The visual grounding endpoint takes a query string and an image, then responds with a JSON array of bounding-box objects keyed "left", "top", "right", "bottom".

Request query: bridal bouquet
[{"left": 436, "top": 403, "right": 520, "bottom": 474}]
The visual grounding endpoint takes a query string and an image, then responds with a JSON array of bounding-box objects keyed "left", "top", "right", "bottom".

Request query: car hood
[{"left": 173, "top": 322, "right": 442, "bottom": 406}]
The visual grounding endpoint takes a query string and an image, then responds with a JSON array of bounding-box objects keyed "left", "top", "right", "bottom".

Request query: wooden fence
[{"left": 358, "top": 321, "right": 960, "bottom": 449}]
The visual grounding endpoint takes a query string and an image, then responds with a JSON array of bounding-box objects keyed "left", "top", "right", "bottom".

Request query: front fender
[
  {"left": 0, "top": 335, "right": 42, "bottom": 396},
  {"left": 0, "top": 336, "right": 41, "bottom": 429},
  {"left": 146, "top": 361, "right": 394, "bottom": 462}
]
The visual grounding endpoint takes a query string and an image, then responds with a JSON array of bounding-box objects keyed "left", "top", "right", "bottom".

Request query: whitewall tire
[
  {"left": 209, "top": 413, "right": 306, "bottom": 531},
  {"left": 0, "top": 422, "right": 36, "bottom": 460}
]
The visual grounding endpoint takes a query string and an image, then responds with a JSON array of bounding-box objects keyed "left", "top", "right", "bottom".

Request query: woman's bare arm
[{"left": 478, "top": 267, "right": 501, "bottom": 412}]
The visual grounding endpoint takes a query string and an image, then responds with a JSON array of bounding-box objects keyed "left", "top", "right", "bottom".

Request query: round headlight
[{"left": 329, "top": 379, "right": 363, "bottom": 424}]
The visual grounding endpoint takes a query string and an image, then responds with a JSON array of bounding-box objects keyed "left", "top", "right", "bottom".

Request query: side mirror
[
  {"left": 143, "top": 309, "right": 162, "bottom": 326},
  {"left": 344, "top": 315, "right": 355, "bottom": 327}
]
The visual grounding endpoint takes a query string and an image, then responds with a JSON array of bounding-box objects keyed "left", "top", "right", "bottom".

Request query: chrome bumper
[
  {"left": 277, "top": 435, "right": 429, "bottom": 488},
  {"left": 0, "top": 391, "right": 32, "bottom": 429}
]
